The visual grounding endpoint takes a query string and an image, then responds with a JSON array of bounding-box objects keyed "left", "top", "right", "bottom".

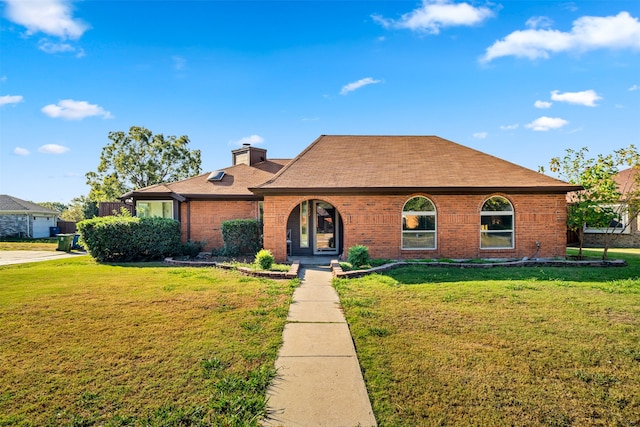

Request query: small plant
[
  {"left": 347, "top": 244, "right": 370, "bottom": 268},
  {"left": 181, "top": 240, "right": 203, "bottom": 258},
  {"left": 254, "top": 249, "right": 275, "bottom": 270}
]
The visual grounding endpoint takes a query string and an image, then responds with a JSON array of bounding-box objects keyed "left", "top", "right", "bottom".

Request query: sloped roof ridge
[
  {"left": 0, "top": 194, "right": 60, "bottom": 213},
  {"left": 256, "top": 135, "right": 326, "bottom": 187}
]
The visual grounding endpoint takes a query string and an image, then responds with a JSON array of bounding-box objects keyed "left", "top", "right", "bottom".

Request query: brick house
[
  {"left": 583, "top": 167, "right": 640, "bottom": 248},
  {"left": 125, "top": 135, "right": 580, "bottom": 262}
]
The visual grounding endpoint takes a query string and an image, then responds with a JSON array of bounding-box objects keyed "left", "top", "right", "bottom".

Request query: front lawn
[
  {"left": 0, "top": 257, "right": 298, "bottom": 426},
  {"left": 334, "top": 248, "right": 640, "bottom": 426}
]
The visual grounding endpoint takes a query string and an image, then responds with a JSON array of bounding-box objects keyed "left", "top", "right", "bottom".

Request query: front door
[{"left": 314, "top": 201, "right": 339, "bottom": 255}]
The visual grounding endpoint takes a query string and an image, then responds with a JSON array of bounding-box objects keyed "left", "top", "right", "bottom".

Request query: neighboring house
[
  {"left": 583, "top": 167, "right": 640, "bottom": 248},
  {"left": 0, "top": 195, "right": 60, "bottom": 238},
  {"left": 125, "top": 135, "right": 581, "bottom": 262}
]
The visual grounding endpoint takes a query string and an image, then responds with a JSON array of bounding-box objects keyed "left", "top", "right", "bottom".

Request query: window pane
[
  {"left": 481, "top": 232, "right": 513, "bottom": 248},
  {"left": 136, "top": 201, "right": 173, "bottom": 219},
  {"left": 404, "top": 197, "right": 435, "bottom": 212},
  {"left": 403, "top": 214, "right": 435, "bottom": 231},
  {"left": 482, "top": 197, "right": 512, "bottom": 212},
  {"left": 402, "top": 232, "right": 435, "bottom": 249},
  {"left": 300, "top": 201, "right": 309, "bottom": 248},
  {"left": 481, "top": 215, "right": 512, "bottom": 231}
]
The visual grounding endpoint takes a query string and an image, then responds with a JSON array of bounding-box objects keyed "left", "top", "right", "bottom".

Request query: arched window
[
  {"left": 402, "top": 196, "right": 436, "bottom": 249},
  {"left": 480, "top": 196, "right": 514, "bottom": 249}
]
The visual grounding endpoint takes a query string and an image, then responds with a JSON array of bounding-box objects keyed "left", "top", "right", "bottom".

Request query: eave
[{"left": 250, "top": 185, "right": 584, "bottom": 196}]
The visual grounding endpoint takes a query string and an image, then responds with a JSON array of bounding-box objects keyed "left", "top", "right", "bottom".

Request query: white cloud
[
  {"left": 482, "top": 11, "right": 640, "bottom": 62},
  {"left": 551, "top": 89, "right": 602, "bottom": 106},
  {"left": 629, "top": 84, "right": 639, "bottom": 91},
  {"left": 373, "top": 0, "right": 494, "bottom": 34},
  {"left": 340, "top": 77, "right": 382, "bottom": 95},
  {"left": 526, "top": 16, "right": 553, "bottom": 29},
  {"left": 233, "top": 135, "right": 264, "bottom": 146},
  {"left": 500, "top": 124, "right": 519, "bottom": 131},
  {"left": 4, "top": 0, "right": 88, "bottom": 39},
  {"left": 0, "top": 95, "right": 24, "bottom": 106},
  {"left": 13, "top": 147, "right": 30, "bottom": 156},
  {"left": 0, "top": 76, "right": 7, "bottom": 83},
  {"left": 38, "top": 39, "right": 84, "bottom": 57},
  {"left": 473, "top": 132, "right": 488, "bottom": 139},
  {"left": 525, "top": 116, "right": 569, "bottom": 131},
  {"left": 38, "top": 144, "right": 69, "bottom": 154},
  {"left": 41, "top": 99, "right": 113, "bottom": 120},
  {"left": 534, "top": 100, "right": 552, "bottom": 109}
]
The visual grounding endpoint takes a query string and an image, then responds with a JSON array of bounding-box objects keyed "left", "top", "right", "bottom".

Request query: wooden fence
[
  {"left": 99, "top": 202, "right": 133, "bottom": 217},
  {"left": 56, "top": 220, "right": 77, "bottom": 234}
]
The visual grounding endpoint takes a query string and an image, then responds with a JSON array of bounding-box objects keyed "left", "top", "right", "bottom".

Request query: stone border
[
  {"left": 331, "top": 258, "right": 627, "bottom": 278},
  {"left": 164, "top": 257, "right": 300, "bottom": 279}
]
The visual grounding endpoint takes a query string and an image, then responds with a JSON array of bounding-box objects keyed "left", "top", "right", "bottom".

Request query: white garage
[{"left": 0, "top": 195, "right": 60, "bottom": 238}]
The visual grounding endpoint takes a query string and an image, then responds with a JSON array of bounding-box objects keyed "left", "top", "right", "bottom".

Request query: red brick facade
[
  {"left": 263, "top": 193, "right": 568, "bottom": 262},
  {"left": 179, "top": 200, "right": 259, "bottom": 250}
]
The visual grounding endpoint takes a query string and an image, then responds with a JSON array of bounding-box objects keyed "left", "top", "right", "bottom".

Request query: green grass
[
  {"left": 334, "top": 248, "right": 640, "bottom": 426},
  {"left": 0, "top": 239, "right": 58, "bottom": 251},
  {"left": 0, "top": 257, "right": 298, "bottom": 426}
]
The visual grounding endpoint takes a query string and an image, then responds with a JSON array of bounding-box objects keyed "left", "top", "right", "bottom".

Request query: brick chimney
[{"left": 232, "top": 143, "right": 267, "bottom": 166}]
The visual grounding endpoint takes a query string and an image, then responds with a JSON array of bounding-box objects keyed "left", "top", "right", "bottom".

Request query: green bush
[
  {"left": 254, "top": 249, "right": 275, "bottom": 270},
  {"left": 181, "top": 240, "right": 204, "bottom": 258},
  {"left": 77, "top": 216, "right": 182, "bottom": 262},
  {"left": 347, "top": 244, "right": 370, "bottom": 268},
  {"left": 221, "top": 219, "right": 261, "bottom": 256}
]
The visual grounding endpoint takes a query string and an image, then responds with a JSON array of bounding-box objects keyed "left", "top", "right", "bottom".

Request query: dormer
[{"left": 232, "top": 143, "right": 267, "bottom": 166}]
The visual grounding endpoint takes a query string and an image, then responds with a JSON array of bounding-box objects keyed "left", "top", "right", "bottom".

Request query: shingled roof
[
  {"left": 126, "top": 159, "right": 289, "bottom": 200},
  {"left": 252, "top": 135, "right": 581, "bottom": 194},
  {"left": 0, "top": 195, "right": 60, "bottom": 214}
]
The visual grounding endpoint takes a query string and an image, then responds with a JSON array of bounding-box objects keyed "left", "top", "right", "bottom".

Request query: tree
[
  {"left": 38, "top": 201, "right": 67, "bottom": 213},
  {"left": 544, "top": 145, "right": 640, "bottom": 260},
  {"left": 86, "top": 126, "right": 202, "bottom": 202},
  {"left": 59, "top": 196, "right": 98, "bottom": 222}
]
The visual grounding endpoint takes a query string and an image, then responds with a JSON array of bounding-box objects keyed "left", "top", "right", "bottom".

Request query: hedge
[
  {"left": 77, "top": 216, "right": 182, "bottom": 262},
  {"left": 221, "top": 219, "right": 261, "bottom": 256}
]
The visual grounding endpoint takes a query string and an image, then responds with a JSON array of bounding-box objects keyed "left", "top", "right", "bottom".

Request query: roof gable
[{"left": 254, "top": 135, "right": 580, "bottom": 193}]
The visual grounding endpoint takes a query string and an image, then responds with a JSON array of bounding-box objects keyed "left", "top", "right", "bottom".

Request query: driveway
[{"left": 0, "top": 251, "right": 88, "bottom": 266}]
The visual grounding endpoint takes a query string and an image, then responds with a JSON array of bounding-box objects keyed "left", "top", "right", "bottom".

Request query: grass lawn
[
  {"left": 334, "top": 248, "right": 640, "bottom": 426},
  {"left": 0, "top": 256, "right": 298, "bottom": 426},
  {"left": 0, "top": 239, "right": 58, "bottom": 251}
]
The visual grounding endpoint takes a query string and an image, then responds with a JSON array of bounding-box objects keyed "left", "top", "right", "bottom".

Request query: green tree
[
  {"left": 86, "top": 126, "right": 201, "bottom": 201},
  {"left": 59, "top": 196, "right": 98, "bottom": 222},
  {"left": 38, "top": 201, "right": 67, "bottom": 213},
  {"left": 545, "top": 145, "right": 640, "bottom": 260}
]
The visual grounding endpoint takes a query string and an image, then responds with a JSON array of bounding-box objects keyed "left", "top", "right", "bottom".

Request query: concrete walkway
[
  {"left": 264, "top": 266, "right": 377, "bottom": 427},
  {"left": 0, "top": 250, "right": 87, "bottom": 266}
]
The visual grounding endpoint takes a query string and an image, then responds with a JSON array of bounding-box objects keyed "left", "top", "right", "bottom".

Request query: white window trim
[
  {"left": 401, "top": 197, "right": 437, "bottom": 250},
  {"left": 480, "top": 197, "right": 514, "bottom": 250},
  {"left": 584, "top": 204, "right": 630, "bottom": 234}
]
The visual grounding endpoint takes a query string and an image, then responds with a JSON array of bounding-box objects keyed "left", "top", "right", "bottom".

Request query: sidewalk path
[
  {"left": 0, "top": 250, "right": 87, "bottom": 266},
  {"left": 264, "top": 266, "right": 377, "bottom": 427}
]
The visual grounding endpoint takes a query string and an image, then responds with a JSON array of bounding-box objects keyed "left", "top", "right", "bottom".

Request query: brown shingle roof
[
  {"left": 253, "top": 135, "right": 581, "bottom": 194},
  {"left": 129, "top": 160, "right": 289, "bottom": 199}
]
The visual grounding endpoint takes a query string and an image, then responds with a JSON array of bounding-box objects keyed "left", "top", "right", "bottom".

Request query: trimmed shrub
[
  {"left": 347, "top": 244, "right": 370, "bottom": 268},
  {"left": 255, "top": 249, "right": 275, "bottom": 270},
  {"left": 77, "top": 216, "right": 182, "bottom": 262},
  {"left": 221, "top": 219, "right": 261, "bottom": 256},
  {"left": 181, "top": 240, "right": 204, "bottom": 258}
]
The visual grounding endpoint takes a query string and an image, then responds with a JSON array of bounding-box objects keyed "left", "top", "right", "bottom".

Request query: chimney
[{"left": 232, "top": 144, "right": 267, "bottom": 166}]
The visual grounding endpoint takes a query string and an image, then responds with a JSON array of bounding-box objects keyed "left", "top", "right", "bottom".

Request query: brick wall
[
  {"left": 263, "top": 193, "right": 568, "bottom": 262},
  {"left": 179, "top": 200, "right": 259, "bottom": 250}
]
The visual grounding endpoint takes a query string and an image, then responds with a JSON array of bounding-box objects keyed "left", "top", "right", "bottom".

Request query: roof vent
[{"left": 207, "top": 170, "right": 225, "bottom": 182}]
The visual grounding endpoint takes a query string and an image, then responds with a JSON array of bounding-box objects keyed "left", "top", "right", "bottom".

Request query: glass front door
[{"left": 314, "top": 201, "right": 339, "bottom": 255}]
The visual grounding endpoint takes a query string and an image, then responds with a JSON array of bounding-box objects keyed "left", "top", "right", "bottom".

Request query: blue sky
[{"left": 1, "top": 0, "right": 639, "bottom": 204}]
